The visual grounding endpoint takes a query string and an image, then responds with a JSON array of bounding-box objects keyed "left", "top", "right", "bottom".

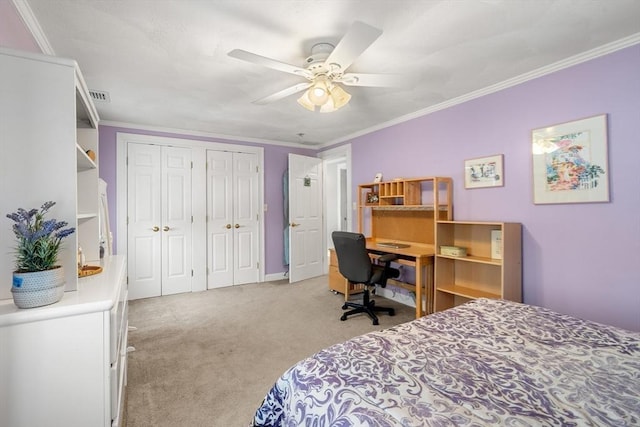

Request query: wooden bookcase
[{"left": 434, "top": 221, "right": 522, "bottom": 312}]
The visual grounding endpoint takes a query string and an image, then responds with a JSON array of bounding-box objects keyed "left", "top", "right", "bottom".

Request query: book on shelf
[{"left": 491, "top": 230, "right": 502, "bottom": 259}]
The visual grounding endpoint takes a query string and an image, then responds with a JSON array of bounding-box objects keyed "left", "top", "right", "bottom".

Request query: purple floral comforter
[{"left": 252, "top": 298, "right": 640, "bottom": 426}]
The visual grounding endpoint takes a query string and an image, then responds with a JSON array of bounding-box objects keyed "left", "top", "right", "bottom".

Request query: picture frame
[
  {"left": 366, "top": 192, "right": 379, "bottom": 204},
  {"left": 464, "top": 154, "right": 504, "bottom": 189},
  {"left": 531, "top": 114, "right": 609, "bottom": 204}
]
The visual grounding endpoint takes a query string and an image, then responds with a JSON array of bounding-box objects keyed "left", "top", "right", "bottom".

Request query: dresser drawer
[
  {"left": 109, "top": 271, "right": 127, "bottom": 364},
  {"left": 110, "top": 321, "right": 128, "bottom": 422}
]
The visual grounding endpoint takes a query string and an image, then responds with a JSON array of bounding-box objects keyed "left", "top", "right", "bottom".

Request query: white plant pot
[{"left": 11, "top": 267, "right": 66, "bottom": 308}]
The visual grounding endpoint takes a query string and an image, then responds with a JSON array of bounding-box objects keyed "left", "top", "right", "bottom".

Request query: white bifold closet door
[
  {"left": 127, "top": 143, "right": 193, "bottom": 299},
  {"left": 207, "top": 150, "right": 259, "bottom": 288}
]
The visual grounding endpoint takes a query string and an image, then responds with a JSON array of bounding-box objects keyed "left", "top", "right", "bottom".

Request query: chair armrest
[{"left": 378, "top": 253, "right": 398, "bottom": 263}]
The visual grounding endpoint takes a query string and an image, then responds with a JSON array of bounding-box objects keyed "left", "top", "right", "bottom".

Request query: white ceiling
[{"left": 24, "top": 0, "right": 640, "bottom": 147}]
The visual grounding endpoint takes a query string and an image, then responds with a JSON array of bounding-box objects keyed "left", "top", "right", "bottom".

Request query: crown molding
[
  {"left": 322, "top": 33, "right": 640, "bottom": 149},
  {"left": 99, "top": 120, "right": 314, "bottom": 150},
  {"left": 11, "top": 0, "right": 54, "bottom": 55}
]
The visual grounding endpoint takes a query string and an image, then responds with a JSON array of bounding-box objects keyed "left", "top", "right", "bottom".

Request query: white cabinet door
[
  {"left": 206, "top": 150, "right": 259, "bottom": 288},
  {"left": 288, "top": 154, "right": 324, "bottom": 283},
  {"left": 127, "top": 143, "right": 192, "bottom": 299}
]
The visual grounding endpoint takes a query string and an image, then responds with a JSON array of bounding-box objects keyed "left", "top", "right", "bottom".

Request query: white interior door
[
  {"left": 207, "top": 150, "right": 259, "bottom": 288},
  {"left": 128, "top": 143, "right": 192, "bottom": 299},
  {"left": 233, "top": 152, "right": 259, "bottom": 285},
  {"left": 127, "top": 143, "right": 162, "bottom": 299},
  {"left": 161, "top": 147, "right": 193, "bottom": 295},
  {"left": 288, "top": 153, "right": 324, "bottom": 283},
  {"left": 207, "top": 151, "right": 233, "bottom": 287}
]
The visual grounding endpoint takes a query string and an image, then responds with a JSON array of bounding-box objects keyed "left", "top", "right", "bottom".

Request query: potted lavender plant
[{"left": 6, "top": 201, "right": 75, "bottom": 308}]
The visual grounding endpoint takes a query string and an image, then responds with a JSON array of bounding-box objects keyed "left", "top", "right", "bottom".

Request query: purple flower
[
  {"left": 6, "top": 201, "right": 75, "bottom": 272},
  {"left": 56, "top": 228, "right": 75, "bottom": 239}
]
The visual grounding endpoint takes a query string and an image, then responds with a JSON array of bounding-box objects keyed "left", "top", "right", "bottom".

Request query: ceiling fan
[{"left": 228, "top": 21, "right": 398, "bottom": 113}]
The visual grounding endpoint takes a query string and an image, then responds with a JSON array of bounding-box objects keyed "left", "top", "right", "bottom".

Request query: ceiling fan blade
[
  {"left": 336, "top": 73, "right": 403, "bottom": 87},
  {"left": 324, "top": 21, "right": 383, "bottom": 71},
  {"left": 253, "top": 82, "right": 312, "bottom": 105},
  {"left": 228, "top": 49, "right": 312, "bottom": 79}
]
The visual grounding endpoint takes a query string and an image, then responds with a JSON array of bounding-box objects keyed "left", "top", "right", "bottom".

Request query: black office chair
[{"left": 331, "top": 231, "right": 399, "bottom": 325}]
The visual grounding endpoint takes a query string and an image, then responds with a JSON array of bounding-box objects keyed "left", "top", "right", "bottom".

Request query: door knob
[
  {"left": 152, "top": 226, "right": 160, "bottom": 232},
  {"left": 226, "top": 224, "right": 232, "bottom": 229},
  {"left": 234, "top": 224, "right": 240, "bottom": 228},
  {"left": 290, "top": 222, "right": 300, "bottom": 227},
  {"left": 163, "top": 226, "right": 170, "bottom": 231}
]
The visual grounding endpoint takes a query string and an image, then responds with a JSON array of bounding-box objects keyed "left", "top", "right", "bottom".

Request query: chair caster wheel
[
  {"left": 340, "top": 314, "right": 347, "bottom": 321},
  {"left": 372, "top": 320, "right": 379, "bottom": 325},
  {"left": 389, "top": 309, "right": 395, "bottom": 316},
  {"left": 341, "top": 303, "right": 349, "bottom": 310}
]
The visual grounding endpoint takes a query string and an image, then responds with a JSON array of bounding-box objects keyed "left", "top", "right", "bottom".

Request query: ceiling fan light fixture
[
  {"left": 308, "top": 76, "right": 330, "bottom": 106},
  {"left": 297, "top": 90, "right": 316, "bottom": 111},
  {"left": 319, "top": 98, "right": 337, "bottom": 113},
  {"left": 319, "top": 84, "right": 351, "bottom": 113},
  {"left": 329, "top": 84, "right": 351, "bottom": 109},
  {"left": 298, "top": 81, "right": 352, "bottom": 113}
]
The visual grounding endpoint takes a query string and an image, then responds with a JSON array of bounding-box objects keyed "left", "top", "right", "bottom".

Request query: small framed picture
[
  {"left": 366, "top": 192, "right": 379, "bottom": 204},
  {"left": 373, "top": 172, "right": 383, "bottom": 183},
  {"left": 465, "top": 154, "right": 504, "bottom": 189}
]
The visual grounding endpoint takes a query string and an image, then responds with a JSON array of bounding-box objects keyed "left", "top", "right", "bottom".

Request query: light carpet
[{"left": 124, "top": 276, "right": 415, "bottom": 427}]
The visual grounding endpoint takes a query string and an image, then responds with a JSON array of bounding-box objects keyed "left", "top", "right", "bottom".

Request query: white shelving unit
[
  {"left": 0, "top": 47, "right": 127, "bottom": 427},
  {"left": 0, "top": 47, "right": 100, "bottom": 297}
]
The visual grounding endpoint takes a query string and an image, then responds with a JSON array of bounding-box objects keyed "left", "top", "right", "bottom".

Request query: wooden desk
[{"left": 365, "top": 238, "right": 435, "bottom": 318}]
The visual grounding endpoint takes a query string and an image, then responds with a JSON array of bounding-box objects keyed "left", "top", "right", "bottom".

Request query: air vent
[{"left": 89, "top": 90, "right": 111, "bottom": 103}]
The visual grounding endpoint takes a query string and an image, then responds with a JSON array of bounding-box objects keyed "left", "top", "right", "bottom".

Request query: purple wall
[
  {"left": 339, "top": 45, "right": 640, "bottom": 331},
  {"left": 98, "top": 126, "right": 314, "bottom": 276}
]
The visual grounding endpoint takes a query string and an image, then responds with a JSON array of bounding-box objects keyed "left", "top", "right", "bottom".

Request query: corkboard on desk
[{"left": 372, "top": 210, "right": 436, "bottom": 244}]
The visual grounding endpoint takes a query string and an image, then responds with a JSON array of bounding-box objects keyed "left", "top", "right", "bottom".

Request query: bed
[{"left": 251, "top": 298, "right": 640, "bottom": 426}]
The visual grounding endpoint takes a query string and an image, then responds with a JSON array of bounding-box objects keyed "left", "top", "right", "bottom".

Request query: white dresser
[{"left": 0, "top": 255, "right": 128, "bottom": 427}]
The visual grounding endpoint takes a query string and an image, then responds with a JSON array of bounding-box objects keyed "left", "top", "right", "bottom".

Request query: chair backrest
[{"left": 331, "top": 231, "right": 373, "bottom": 284}]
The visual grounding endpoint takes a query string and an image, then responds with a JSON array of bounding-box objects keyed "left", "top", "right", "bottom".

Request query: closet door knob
[
  {"left": 226, "top": 224, "right": 232, "bottom": 229},
  {"left": 234, "top": 224, "right": 240, "bottom": 228},
  {"left": 163, "top": 226, "right": 170, "bottom": 231},
  {"left": 152, "top": 226, "right": 160, "bottom": 232},
  {"left": 290, "top": 222, "right": 300, "bottom": 227}
]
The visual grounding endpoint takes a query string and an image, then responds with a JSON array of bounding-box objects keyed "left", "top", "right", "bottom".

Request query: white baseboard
[{"left": 264, "top": 272, "right": 288, "bottom": 282}]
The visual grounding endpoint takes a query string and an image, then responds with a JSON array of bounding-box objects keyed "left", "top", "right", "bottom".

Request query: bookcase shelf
[{"left": 434, "top": 221, "right": 522, "bottom": 312}]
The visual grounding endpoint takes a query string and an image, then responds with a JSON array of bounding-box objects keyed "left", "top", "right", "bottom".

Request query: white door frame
[
  {"left": 116, "top": 132, "right": 265, "bottom": 292},
  {"left": 319, "top": 144, "right": 352, "bottom": 275}
]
